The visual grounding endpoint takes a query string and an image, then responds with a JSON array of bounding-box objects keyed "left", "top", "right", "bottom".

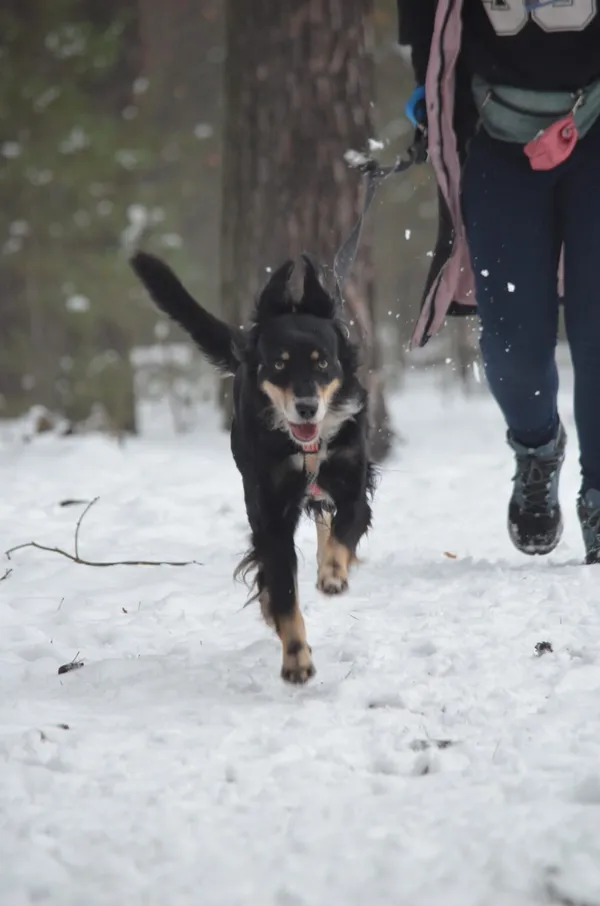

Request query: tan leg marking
[
  {"left": 278, "top": 601, "right": 315, "bottom": 684},
  {"left": 317, "top": 536, "right": 355, "bottom": 595},
  {"left": 316, "top": 510, "right": 332, "bottom": 568},
  {"left": 259, "top": 577, "right": 315, "bottom": 683}
]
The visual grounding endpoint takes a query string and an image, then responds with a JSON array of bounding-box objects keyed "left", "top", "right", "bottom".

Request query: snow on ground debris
[{"left": 2, "top": 369, "right": 600, "bottom": 906}]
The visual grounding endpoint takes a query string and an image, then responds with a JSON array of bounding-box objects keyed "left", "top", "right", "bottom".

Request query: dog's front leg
[
  {"left": 315, "top": 509, "right": 332, "bottom": 569},
  {"left": 316, "top": 457, "right": 372, "bottom": 596},
  {"left": 256, "top": 526, "right": 315, "bottom": 683},
  {"left": 241, "top": 473, "right": 314, "bottom": 683}
]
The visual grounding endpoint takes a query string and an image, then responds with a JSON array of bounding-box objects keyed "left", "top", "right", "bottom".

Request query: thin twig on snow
[
  {"left": 5, "top": 497, "right": 201, "bottom": 569},
  {"left": 74, "top": 497, "right": 98, "bottom": 560}
]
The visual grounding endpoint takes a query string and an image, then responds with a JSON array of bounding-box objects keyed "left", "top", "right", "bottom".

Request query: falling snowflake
[
  {"left": 66, "top": 295, "right": 90, "bottom": 313},
  {"left": 2, "top": 142, "right": 22, "bottom": 159},
  {"left": 194, "top": 124, "right": 214, "bottom": 141}
]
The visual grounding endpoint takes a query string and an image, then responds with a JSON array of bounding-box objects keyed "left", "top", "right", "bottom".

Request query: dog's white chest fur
[{"left": 289, "top": 442, "right": 327, "bottom": 475}]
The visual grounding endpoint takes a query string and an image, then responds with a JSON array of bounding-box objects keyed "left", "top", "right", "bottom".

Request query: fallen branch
[
  {"left": 5, "top": 497, "right": 201, "bottom": 569},
  {"left": 75, "top": 498, "right": 97, "bottom": 560},
  {"left": 5, "top": 540, "right": 199, "bottom": 567},
  {"left": 0, "top": 567, "right": 12, "bottom": 582}
]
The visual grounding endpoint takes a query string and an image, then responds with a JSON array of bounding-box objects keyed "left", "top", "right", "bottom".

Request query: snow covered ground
[{"left": 2, "top": 364, "right": 600, "bottom": 906}]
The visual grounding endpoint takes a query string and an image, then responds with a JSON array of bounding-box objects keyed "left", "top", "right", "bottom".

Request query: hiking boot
[
  {"left": 507, "top": 422, "right": 566, "bottom": 555},
  {"left": 577, "top": 488, "right": 600, "bottom": 565}
]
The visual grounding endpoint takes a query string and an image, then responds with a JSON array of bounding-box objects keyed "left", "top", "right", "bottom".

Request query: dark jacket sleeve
[{"left": 397, "top": 0, "right": 436, "bottom": 85}]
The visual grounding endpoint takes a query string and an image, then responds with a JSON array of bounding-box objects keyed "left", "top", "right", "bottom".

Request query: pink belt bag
[{"left": 471, "top": 74, "right": 600, "bottom": 171}]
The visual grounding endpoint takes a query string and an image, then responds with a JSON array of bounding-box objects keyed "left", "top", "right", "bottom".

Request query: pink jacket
[
  {"left": 409, "top": 0, "right": 565, "bottom": 348},
  {"left": 411, "top": 0, "right": 475, "bottom": 348}
]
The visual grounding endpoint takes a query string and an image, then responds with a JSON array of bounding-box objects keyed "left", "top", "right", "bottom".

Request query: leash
[
  {"left": 333, "top": 132, "right": 426, "bottom": 304},
  {"left": 297, "top": 124, "right": 426, "bottom": 508}
]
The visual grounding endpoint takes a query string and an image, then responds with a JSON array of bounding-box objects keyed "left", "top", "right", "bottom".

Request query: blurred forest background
[{"left": 0, "top": 0, "right": 482, "bottom": 459}]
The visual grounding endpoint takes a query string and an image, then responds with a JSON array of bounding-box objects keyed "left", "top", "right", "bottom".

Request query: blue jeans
[{"left": 461, "top": 115, "right": 600, "bottom": 493}]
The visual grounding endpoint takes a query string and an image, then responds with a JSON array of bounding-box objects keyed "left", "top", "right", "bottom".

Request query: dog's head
[{"left": 246, "top": 256, "right": 360, "bottom": 448}]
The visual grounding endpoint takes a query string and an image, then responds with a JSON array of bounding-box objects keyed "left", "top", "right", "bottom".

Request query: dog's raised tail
[{"left": 130, "top": 251, "right": 242, "bottom": 375}]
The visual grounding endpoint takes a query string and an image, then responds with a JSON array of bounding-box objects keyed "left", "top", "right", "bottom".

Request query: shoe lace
[{"left": 514, "top": 454, "right": 559, "bottom": 512}]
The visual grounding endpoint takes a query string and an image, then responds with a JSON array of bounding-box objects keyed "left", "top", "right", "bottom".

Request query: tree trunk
[{"left": 219, "top": 0, "right": 393, "bottom": 459}]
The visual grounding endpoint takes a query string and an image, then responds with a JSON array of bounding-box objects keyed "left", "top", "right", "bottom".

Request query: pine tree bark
[{"left": 219, "top": 0, "right": 393, "bottom": 459}]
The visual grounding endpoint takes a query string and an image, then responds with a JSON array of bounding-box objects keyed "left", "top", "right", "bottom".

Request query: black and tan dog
[{"left": 130, "top": 252, "right": 375, "bottom": 683}]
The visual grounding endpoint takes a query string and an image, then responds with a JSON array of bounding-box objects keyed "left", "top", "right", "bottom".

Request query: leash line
[{"left": 333, "top": 133, "right": 425, "bottom": 304}]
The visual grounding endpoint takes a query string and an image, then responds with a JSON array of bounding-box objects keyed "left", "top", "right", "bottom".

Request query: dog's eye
[
  {"left": 274, "top": 360, "right": 286, "bottom": 371},
  {"left": 317, "top": 359, "right": 328, "bottom": 370}
]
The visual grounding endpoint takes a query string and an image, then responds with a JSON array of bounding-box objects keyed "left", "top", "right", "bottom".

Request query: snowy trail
[{"left": 2, "top": 371, "right": 600, "bottom": 906}]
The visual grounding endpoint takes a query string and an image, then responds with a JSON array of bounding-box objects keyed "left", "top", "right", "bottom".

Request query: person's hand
[
  {"left": 405, "top": 85, "right": 427, "bottom": 131},
  {"left": 405, "top": 86, "right": 428, "bottom": 164}
]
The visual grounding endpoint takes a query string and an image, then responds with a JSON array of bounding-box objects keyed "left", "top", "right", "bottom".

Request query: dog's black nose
[{"left": 295, "top": 399, "right": 319, "bottom": 420}]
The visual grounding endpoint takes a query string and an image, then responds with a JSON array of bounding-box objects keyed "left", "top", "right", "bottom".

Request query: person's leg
[
  {"left": 561, "top": 116, "right": 600, "bottom": 563},
  {"left": 461, "top": 129, "right": 565, "bottom": 554},
  {"left": 462, "top": 129, "right": 562, "bottom": 443}
]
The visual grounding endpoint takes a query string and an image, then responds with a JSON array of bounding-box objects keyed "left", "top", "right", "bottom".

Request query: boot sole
[{"left": 508, "top": 514, "right": 563, "bottom": 556}]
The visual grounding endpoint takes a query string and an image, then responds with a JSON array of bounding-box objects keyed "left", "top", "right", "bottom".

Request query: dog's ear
[
  {"left": 299, "top": 253, "right": 336, "bottom": 319},
  {"left": 334, "top": 319, "right": 359, "bottom": 372},
  {"left": 254, "top": 259, "right": 295, "bottom": 321}
]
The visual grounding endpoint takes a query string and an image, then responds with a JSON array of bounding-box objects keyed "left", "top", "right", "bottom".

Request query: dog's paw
[
  {"left": 281, "top": 641, "right": 316, "bottom": 684},
  {"left": 316, "top": 538, "right": 354, "bottom": 596},
  {"left": 317, "top": 558, "right": 349, "bottom": 595}
]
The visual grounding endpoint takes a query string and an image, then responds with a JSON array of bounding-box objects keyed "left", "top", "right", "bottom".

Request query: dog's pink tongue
[{"left": 290, "top": 423, "right": 318, "bottom": 442}]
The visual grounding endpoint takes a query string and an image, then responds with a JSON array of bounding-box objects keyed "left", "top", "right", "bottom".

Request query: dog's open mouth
[{"left": 289, "top": 422, "right": 319, "bottom": 444}]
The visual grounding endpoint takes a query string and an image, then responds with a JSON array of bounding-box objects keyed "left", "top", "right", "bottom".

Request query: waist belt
[{"left": 471, "top": 74, "right": 600, "bottom": 169}]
